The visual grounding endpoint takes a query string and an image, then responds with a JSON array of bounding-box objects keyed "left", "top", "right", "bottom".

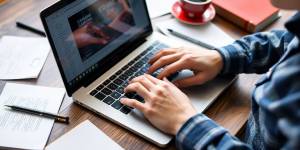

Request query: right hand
[
  {"left": 72, "top": 22, "right": 110, "bottom": 48},
  {"left": 121, "top": 75, "right": 197, "bottom": 135},
  {"left": 147, "top": 47, "right": 224, "bottom": 87}
]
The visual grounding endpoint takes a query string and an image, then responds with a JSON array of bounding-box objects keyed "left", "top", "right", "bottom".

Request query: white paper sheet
[
  {"left": 146, "top": 0, "right": 177, "bottom": 18},
  {"left": 45, "top": 120, "right": 124, "bottom": 150},
  {"left": 0, "top": 36, "right": 50, "bottom": 80},
  {"left": 0, "top": 83, "right": 65, "bottom": 150},
  {"left": 156, "top": 19, "right": 235, "bottom": 48}
]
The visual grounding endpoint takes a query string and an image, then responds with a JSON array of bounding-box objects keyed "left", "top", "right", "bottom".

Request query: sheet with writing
[
  {"left": 0, "top": 83, "right": 65, "bottom": 150},
  {"left": 0, "top": 36, "right": 50, "bottom": 80}
]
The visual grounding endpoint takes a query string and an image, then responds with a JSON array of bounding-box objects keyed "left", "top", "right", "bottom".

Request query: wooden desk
[{"left": 0, "top": 1, "right": 295, "bottom": 149}]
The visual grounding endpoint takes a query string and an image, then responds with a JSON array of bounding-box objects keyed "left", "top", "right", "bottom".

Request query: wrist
[
  {"left": 212, "top": 50, "right": 224, "bottom": 74},
  {"left": 172, "top": 110, "right": 197, "bottom": 135}
]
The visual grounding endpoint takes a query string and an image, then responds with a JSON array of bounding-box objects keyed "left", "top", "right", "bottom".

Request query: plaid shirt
[{"left": 176, "top": 12, "right": 300, "bottom": 150}]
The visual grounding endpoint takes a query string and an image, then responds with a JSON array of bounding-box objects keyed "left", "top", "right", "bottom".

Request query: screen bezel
[{"left": 40, "top": 0, "right": 153, "bottom": 96}]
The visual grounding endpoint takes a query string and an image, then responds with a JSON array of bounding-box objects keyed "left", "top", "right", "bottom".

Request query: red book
[{"left": 212, "top": 0, "right": 280, "bottom": 32}]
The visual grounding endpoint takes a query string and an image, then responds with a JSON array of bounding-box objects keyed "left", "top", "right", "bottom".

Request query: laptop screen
[{"left": 42, "top": 0, "right": 151, "bottom": 95}]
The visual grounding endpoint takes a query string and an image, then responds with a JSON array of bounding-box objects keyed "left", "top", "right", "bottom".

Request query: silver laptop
[{"left": 40, "top": 0, "right": 235, "bottom": 147}]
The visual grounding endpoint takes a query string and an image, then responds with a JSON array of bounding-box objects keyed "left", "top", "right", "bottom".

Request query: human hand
[
  {"left": 147, "top": 47, "right": 224, "bottom": 88},
  {"left": 120, "top": 74, "right": 197, "bottom": 135},
  {"left": 72, "top": 22, "right": 110, "bottom": 48}
]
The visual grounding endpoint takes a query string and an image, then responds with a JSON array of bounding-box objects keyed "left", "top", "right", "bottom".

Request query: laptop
[{"left": 40, "top": 0, "right": 235, "bottom": 147}]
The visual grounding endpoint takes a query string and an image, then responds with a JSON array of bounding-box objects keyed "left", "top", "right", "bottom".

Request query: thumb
[{"left": 174, "top": 73, "right": 208, "bottom": 88}]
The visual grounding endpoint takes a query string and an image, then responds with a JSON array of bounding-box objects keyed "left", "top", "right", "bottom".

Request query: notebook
[
  {"left": 45, "top": 120, "right": 124, "bottom": 150},
  {"left": 212, "top": 0, "right": 280, "bottom": 32}
]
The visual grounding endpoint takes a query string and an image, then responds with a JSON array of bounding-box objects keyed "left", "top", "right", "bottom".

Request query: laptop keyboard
[{"left": 89, "top": 41, "right": 172, "bottom": 115}]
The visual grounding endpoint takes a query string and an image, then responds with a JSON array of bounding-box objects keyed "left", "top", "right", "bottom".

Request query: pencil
[
  {"left": 16, "top": 22, "right": 47, "bottom": 37},
  {"left": 167, "top": 28, "right": 217, "bottom": 50},
  {"left": 4, "top": 105, "right": 69, "bottom": 124}
]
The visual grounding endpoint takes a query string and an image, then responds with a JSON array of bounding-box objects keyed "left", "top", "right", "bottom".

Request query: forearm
[
  {"left": 216, "top": 30, "right": 294, "bottom": 74},
  {"left": 176, "top": 114, "right": 251, "bottom": 150}
]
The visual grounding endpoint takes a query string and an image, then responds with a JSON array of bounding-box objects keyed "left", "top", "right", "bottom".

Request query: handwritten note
[
  {"left": 0, "top": 36, "right": 50, "bottom": 80},
  {"left": 0, "top": 83, "right": 65, "bottom": 150}
]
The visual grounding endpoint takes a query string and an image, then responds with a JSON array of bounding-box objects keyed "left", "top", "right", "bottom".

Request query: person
[{"left": 120, "top": 0, "right": 300, "bottom": 149}]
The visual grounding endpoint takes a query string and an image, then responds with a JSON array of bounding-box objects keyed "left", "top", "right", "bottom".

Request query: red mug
[{"left": 179, "top": 0, "right": 211, "bottom": 18}]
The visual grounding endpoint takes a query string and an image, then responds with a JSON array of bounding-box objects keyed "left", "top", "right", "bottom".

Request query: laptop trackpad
[{"left": 174, "top": 70, "right": 235, "bottom": 112}]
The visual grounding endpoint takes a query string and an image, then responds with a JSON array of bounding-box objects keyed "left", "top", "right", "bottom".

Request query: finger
[
  {"left": 148, "top": 48, "right": 177, "bottom": 64},
  {"left": 89, "top": 37, "right": 108, "bottom": 45},
  {"left": 156, "top": 59, "right": 187, "bottom": 79},
  {"left": 163, "top": 77, "right": 173, "bottom": 85},
  {"left": 120, "top": 98, "right": 146, "bottom": 112},
  {"left": 147, "top": 53, "right": 182, "bottom": 74},
  {"left": 90, "top": 25, "right": 110, "bottom": 40},
  {"left": 90, "top": 25, "right": 105, "bottom": 36},
  {"left": 162, "top": 77, "right": 178, "bottom": 88},
  {"left": 144, "top": 74, "right": 161, "bottom": 84},
  {"left": 85, "top": 22, "right": 93, "bottom": 29},
  {"left": 124, "top": 82, "right": 151, "bottom": 100},
  {"left": 173, "top": 73, "right": 208, "bottom": 88},
  {"left": 130, "top": 75, "right": 156, "bottom": 92}
]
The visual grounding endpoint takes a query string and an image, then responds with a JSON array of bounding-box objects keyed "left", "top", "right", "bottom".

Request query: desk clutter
[
  {"left": 0, "top": 83, "right": 65, "bottom": 149},
  {"left": 45, "top": 120, "right": 124, "bottom": 150},
  {"left": 213, "top": 0, "right": 280, "bottom": 32},
  {"left": 0, "top": 36, "right": 50, "bottom": 80},
  {"left": 147, "top": 0, "right": 280, "bottom": 32},
  {"left": 0, "top": 0, "right": 282, "bottom": 149},
  {"left": 155, "top": 19, "right": 235, "bottom": 48}
]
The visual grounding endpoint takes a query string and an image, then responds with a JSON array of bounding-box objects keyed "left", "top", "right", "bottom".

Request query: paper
[
  {"left": 146, "top": 0, "right": 177, "bottom": 18},
  {"left": 156, "top": 19, "right": 235, "bottom": 48},
  {"left": 0, "top": 83, "right": 65, "bottom": 150},
  {"left": 45, "top": 120, "right": 124, "bottom": 150},
  {"left": 0, "top": 36, "right": 50, "bottom": 80}
]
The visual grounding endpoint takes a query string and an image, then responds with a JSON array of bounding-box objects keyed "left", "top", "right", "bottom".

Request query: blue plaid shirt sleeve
[
  {"left": 217, "top": 30, "right": 294, "bottom": 74},
  {"left": 176, "top": 114, "right": 251, "bottom": 150},
  {"left": 175, "top": 28, "right": 300, "bottom": 150}
]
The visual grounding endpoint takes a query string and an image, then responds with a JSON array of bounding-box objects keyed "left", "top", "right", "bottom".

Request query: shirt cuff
[
  {"left": 175, "top": 114, "right": 227, "bottom": 150},
  {"left": 215, "top": 44, "right": 244, "bottom": 74}
]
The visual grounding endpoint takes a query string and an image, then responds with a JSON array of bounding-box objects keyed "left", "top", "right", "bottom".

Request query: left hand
[{"left": 120, "top": 74, "right": 197, "bottom": 135}]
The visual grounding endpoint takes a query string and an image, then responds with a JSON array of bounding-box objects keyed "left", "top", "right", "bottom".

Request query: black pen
[
  {"left": 4, "top": 105, "right": 69, "bottom": 124},
  {"left": 16, "top": 22, "right": 46, "bottom": 37},
  {"left": 167, "top": 28, "right": 217, "bottom": 50}
]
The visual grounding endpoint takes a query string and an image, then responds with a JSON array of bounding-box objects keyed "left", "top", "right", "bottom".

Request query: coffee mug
[{"left": 179, "top": 0, "right": 211, "bottom": 18}]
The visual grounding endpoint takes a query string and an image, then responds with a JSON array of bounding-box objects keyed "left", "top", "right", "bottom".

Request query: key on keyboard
[{"left": 90, "top": 41, "right": 170, "bottom": 115}]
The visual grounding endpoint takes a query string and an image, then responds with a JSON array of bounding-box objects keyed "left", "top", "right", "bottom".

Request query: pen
[
  {"left": 4, "top": 105, "right": 69, "bottom": 124},
  {"left": 16, "top": 22, "right": 47, "bottom": 37},
  {"left": 167, "top": 28, "right": 217, "bottom": 50}
]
